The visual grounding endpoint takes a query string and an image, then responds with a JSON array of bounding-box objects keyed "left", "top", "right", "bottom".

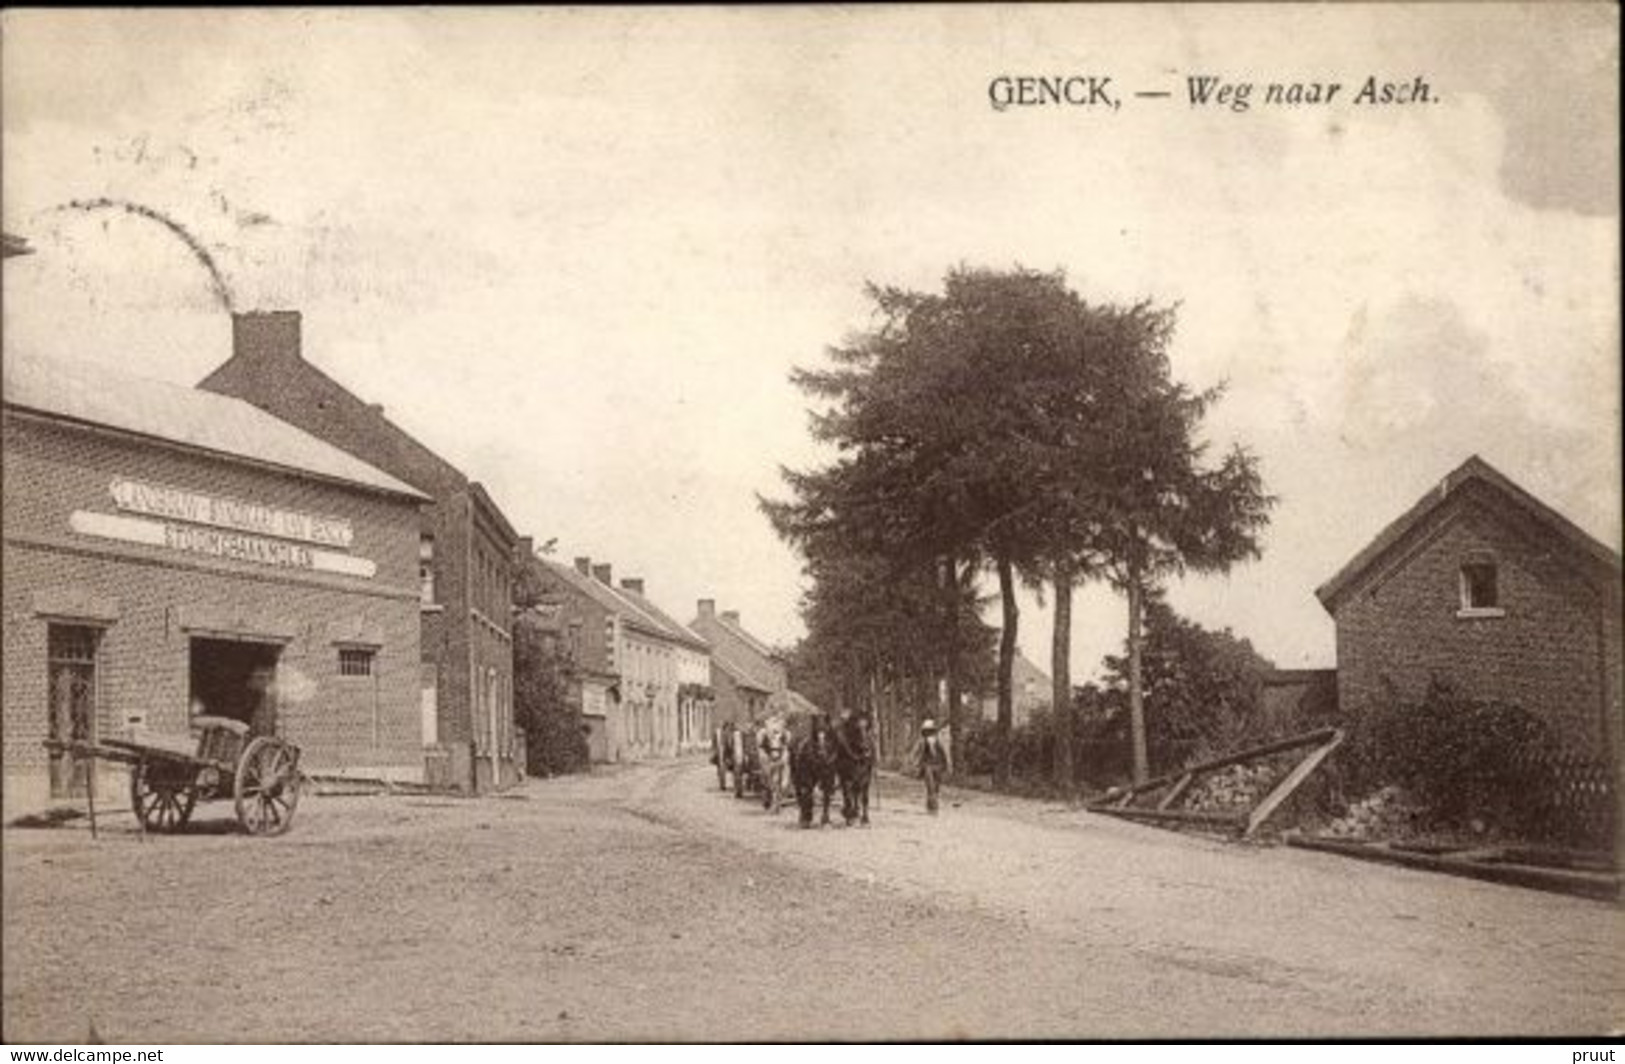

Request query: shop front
[{"left": 3, "top": 354, "right": 428, "bottom": 813}]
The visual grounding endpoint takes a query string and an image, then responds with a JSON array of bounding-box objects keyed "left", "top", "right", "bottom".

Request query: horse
[
  {"left": 790, "top": 716, "right": 839, "bottom": 828},
  {"left": 835, "top": 714, "right": 875, "bottom": 826}
]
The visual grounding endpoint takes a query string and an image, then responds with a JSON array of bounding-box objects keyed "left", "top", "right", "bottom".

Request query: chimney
[
  {"left": 574, "top": 557, "right": 592, "bottom": 576},
  {"left": 620, "top": 578, "right": 644, "bottom": 596},
  {"left": 697, "top": 598, "right": 715, "bottom": 618},
  {"left": 592, "top": 563, "right": 612, "bottom": 585},
  {"left": 516, "top": 536, "right": 534, "bottom": 561},
  {"left": 721, "top": 610, "right": 740, "bottom": 626},
  {"left": 232, "top": 311, "right": 302, "bottom": 364}
]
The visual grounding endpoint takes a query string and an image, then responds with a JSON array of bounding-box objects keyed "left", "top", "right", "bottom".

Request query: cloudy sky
[{"left": 3, "top": 6, "right": 1618, "bottom": 679}]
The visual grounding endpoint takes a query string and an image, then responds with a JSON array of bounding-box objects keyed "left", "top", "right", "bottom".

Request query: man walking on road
[{"left": 910, "top": 718, "right": 952, "bottom": 815}]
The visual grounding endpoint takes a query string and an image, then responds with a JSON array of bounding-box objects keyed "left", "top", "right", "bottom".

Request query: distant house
[
  {"left": 614, "top": 579, "right": 715, "bottom": 757},
  {"left": 1315, "top": 455, "right": 1621, "bottom": 762},
  {"left": 688, "top": 600, "right": 789, "bottom": 727},
  {"left": 981, "top": 648, "right": 1052, "bottom": 728},
  {"left": 519, "top": 555, "right": 711, "bottom": 762}
]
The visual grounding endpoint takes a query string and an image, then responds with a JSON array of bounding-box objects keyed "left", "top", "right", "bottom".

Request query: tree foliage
[
  {"left": 1099, "top": 594, "right": 1276, "bottom": 772},
  {"left": 513, "top": 614, "right": 590, "bottom": 777},
  {"left": 765, "top": 264, "right": 1272, "bottom": 787}
]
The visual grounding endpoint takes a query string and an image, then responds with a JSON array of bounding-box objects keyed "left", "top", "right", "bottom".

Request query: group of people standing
[{"left": 711, "top": 712, "right": 954, "bottom": 823}]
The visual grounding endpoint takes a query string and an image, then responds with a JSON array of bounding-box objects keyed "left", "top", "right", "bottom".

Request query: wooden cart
[{"left": 44, "top": 716, "right": 303, "bottom": 836}]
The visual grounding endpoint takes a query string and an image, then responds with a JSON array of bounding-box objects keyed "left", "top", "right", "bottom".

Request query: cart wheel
[
  {"left": 234, "top": 737, "right": 301, "bottom": 836},
  {"left": 130, "top": 762, "right": 197, "bottom": 833}
]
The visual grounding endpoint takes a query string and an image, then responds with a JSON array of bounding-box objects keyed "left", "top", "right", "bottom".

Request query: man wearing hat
[{"left": 910, "top": 718, "right": 952, "bottom": 815}]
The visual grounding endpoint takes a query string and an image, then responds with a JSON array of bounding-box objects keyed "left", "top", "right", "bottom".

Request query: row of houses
[{"left": 3, "top": 264, "right": 806, "bottom": 806}]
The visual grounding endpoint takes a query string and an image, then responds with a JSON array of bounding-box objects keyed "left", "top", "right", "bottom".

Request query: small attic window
[{"left": 1458, "top": 557, "right": 1503, "bottom": 617}]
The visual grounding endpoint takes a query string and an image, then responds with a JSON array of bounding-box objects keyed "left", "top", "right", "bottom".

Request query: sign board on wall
[
  {"left": 72, "top": 493, "right": 377, "bottom": 579},
  {"left": 110, "top": 478, "right": 355, "bottom": 548}
]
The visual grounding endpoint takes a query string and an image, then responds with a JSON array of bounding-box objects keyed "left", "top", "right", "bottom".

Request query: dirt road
[{"left": 4, "top": 761, "right": 1620, "bottom": 1042}]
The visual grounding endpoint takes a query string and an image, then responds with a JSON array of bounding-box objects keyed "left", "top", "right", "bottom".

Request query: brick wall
[
  {"left": 690, "top": 611, "right": 789, "bottom": 725},
  {"left": 710, "top": 664, "right": 767, "bottom": 729},
  {"left": 200, "top": 319, "right": 520, "bottom": 790},
  {"left": 3, "top": 412, "right": 422, "bottom": 806},
  {"left": 1332, "top": 493, "right": 1617, "bottom": 756}
]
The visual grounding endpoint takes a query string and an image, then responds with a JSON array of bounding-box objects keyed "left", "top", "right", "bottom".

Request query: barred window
[{"left": 339, "top": 647, "right": 376, "bottom": 677}]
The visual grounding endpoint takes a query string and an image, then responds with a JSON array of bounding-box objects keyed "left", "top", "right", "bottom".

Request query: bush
[
  {"left": 1345, "top": 680, "right": 1569, "bottom": 840},
  {"left": 960, "top": 707, "right": 1144, "bottom": 794}
]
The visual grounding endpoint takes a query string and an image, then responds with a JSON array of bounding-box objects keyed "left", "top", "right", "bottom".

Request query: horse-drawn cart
[{"left": 44, "top": 716, "right": 303, "bottom": 836}]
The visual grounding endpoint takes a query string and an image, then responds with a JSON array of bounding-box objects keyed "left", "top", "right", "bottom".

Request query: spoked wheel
[
  {"left": 130, "top": 760, "right": 198, "bottom": 833},
  {"left": 234, "top": 737, "right": 302, "bottom": 836}
]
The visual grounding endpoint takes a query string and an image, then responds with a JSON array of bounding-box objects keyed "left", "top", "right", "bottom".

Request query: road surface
[{"left": 4, "top": 760, "right": 1620, "bottom": 1041}]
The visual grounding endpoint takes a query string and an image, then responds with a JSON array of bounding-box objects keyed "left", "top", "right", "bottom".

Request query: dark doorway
[{"left": 189, "top": 638, "right": 281, "bottom": 737}]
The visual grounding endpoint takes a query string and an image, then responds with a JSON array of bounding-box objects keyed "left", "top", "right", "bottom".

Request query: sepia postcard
[{"left": 2, "top": 5, "right": 1620, "bottom": 1045}]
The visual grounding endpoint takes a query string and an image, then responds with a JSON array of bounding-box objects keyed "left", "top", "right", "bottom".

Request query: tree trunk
[
  {"left": 1052, "top": 564, "right": 1075, "bottom": 793},
  {"left": 1127, "top": 562, "right": 1150, "bottom": 786},
  {"left": 943, "top": 555, "right": 962, "bottom": 746},
  {"left": 866, "top": 668, "right": 883, "bottom": 760},
  {"left": 995, "top": 553, "right": 1018, "bottom": 788}
]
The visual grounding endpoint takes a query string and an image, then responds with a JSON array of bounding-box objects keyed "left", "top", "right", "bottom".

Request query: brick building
[
  {"left": 616, "top": 583, "right": 714, "bottom": 756},
  {"left": 688, "top": 600, "right": 788, "bottom": 728},
  {"left": 200, "top": 312, "right": 520, "bottom": 792},
  {"left": 1316, "top": 455, "right": 1622, "bottom": 763},
  {"left": 518, "top": 554, "right": 712, "bottom": 762},
  {"left": 3, "top": 353, "right": 427, "bottom": 812}
]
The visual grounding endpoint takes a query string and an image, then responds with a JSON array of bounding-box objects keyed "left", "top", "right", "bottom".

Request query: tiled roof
[
  {"left": 1315, "top": 454, "right": 1622, "bottom": 612},
  {"left": 619, "top": 589, "right": 711, "bottom": 653},
  {"left": 710, "top": 651, "right": 773, "bottom": 695},
  {"left": 715, "top": 613, "right": 780, "bottom": 662},
  {"left": 539, "top": 559, "right": 708, "bottom": 651},
  {"left": 4, "top": 353, "right": 426, "bottom": 500},
  {"left": 689, "top": 611, "right": 784, "bottom": 693}
]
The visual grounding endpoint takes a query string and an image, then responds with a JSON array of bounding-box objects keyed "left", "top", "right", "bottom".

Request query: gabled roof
[
  {"left": 711, "top": 652, "right": 774, "bottom": 695},
  {"left": 4, "top": 353, "right": 426, "bottom": 501},
  {"left": 199, "top": 314, "right": 521, "bottom": 544},
  {"left": 200, "top": 330, "right": 467, "bottom": 500},
  {"left": 537, "top": 559, "right": 662, "bottom": 638},
  {"left": 690, "top": 609, "right": 785, "bottom": 694},
  {"left": 618, "top": 588, "right": 711, "bottom": 653},
  {"left": 536, "top": 559, "right": 708, "bottom": 651},
  {"left": 714, "top": 612, "right": 781, "bottom": 663},
  {"left": 1315, "top": 454, "right": 1621, "bottom": 613}
]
